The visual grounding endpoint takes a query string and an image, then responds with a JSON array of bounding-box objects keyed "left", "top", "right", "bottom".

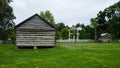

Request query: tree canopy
[
  {"left": 0, "top": 0, "right": 15, "bottom": 41},
  {"left": 56, "top": 22, "right": 66, "bottom": 31},
  {"left": 95, "top": 1, "right": 120, "bottom": 41},
  {"left": 90, "top": 18, "right": 97, "bottom": 41},
  {"left": 40, "top": 10, "right": 56, "bottom": 27}
]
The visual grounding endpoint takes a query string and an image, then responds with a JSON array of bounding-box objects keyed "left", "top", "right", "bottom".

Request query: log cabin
[
  {"left": 99, "top": 33, "right": 111, "bottom": 42},
  {"left": 15, "top": 14, "right": 56, "bottom": 49}
]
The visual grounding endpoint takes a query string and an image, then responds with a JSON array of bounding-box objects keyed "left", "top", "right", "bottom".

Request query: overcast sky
[{"left": 10, "top": 0, "right": 119, "bottom": 27}]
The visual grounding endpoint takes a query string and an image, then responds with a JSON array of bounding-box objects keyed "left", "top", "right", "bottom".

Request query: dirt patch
[{"left": 62, "top": 45, "right": 75, "bottom": 49}]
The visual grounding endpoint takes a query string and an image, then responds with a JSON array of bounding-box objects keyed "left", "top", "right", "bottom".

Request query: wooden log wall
[
  {"left": 16, "top": 30, "right": 55, "bottom": 46},
  {"left": 15, "top": 14, "right": 56, "bottom": 47}
]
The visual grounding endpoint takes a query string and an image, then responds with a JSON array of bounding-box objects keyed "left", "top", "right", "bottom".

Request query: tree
[
  {"left": 90, "top": 18, "right": 97, "bottom": 41},
  {"left": 61, "top": 28, "right": 69, "bottom": 39},
  {"left": 75, "top": 23, "right": 81, "bottom": 27},
  {"left": 56, "top": 22, "right": 65, "bottom": 31},
  {"left": 0, "top": 0, "right": 15, "bottom": 41},
  {"left": 95, "top": 1, "right": 120, "bottom": 41},
  {"left": 79, "top": 25, "right": 94, "bottom": 39},
  {"left": 56, "top": 31, "right": 61, "bottom": 39},
  {"left": 40, "top": 10, "right": 56, "bottom": 27}
]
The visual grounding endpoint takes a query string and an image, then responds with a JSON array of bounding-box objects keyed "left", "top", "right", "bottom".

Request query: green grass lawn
[{"left": 0, "top": 42, "right": 120, "bottom": 68}]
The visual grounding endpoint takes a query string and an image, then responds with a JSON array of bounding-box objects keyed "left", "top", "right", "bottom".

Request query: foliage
[
  {"left": 56, "top": 31, "right": 61, "bottom": 39},
  {"left": 56, "top": 22, "right": 69, "bottom": 39},
  {"left": 0, "top": 0, "right": 15, "bottom": 40},
  {"left": 60, "top": 28, "right": 69, "bottom": 39},
  {"left": 56, "top": 22, "right": 66, "bottom": 31},
  {"left": 95, "top": 1, "right": 120, "bottom": 41},
  {"left": 80, "top": 25, "right": 94, "bottom": 39},
  {"left": 37, "top": 9, "right": 115, "bottom": 40},
  {"left": 90, "top": 18, "right": 97, "bottom": 41},
  {"left": 90, "top": 18, "right": 97, "bottom": 28},
  {"left": 0, "top": 43, "right": 120, "bottom": 68},
  {"left": 40, "top": 10, "right": 56, "bottom": 27},
  {"left": 75, "top": 23, "right": 81, "bottom": 27}
]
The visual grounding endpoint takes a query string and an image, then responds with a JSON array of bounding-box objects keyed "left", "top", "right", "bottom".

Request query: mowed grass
[{"left": 0, "top": 43, "right": 120, "bottom": 68}]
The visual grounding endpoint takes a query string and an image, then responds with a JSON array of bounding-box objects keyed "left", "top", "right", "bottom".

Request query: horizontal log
[
  {"left": 16, "top": 36, "right": 55, "bottom": 38},
  {"left": 16, "top": 34, "right": 55, "bottom": 36},
  {"left": 16, "top": 31, "right": 55, "bottom": 34},
  {"left": 16, "top": 44, "right": 55, "bottom": 46},
  {"left": 16, "top": 40, "right": 55, "bottom": 42},
  {"left": 16, "top": 42, "right": 55, "bottom": 44}
]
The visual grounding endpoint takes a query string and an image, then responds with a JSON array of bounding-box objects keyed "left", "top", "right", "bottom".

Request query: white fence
[
  {"left": 57, "top": 39, "right": 120, "bottom": 42},
  {"left": 57, "top": 39, "right": 95, "bottom": 42},
  {"left": 0, "top": 39, "right": 120, "bottom": 44}
]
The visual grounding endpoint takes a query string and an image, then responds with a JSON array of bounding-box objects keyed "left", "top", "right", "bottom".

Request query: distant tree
[
  {"left": 56, "top": 22, "right": 65, "bottom": 31},
  {"left": 90, "top": 18, "right": 97, "bottom": 41},
  {"left": 95, "top": 1, "right": 120, "bottom": 41},
  {"left": 65, "top": 25, "right": 69, "bottom": 29},
  {"left": 56, "top": 31, "right": 61, "bottom": 39},
  {"left": 8, "top": 29, "right": 14, "bottom": 41},
  {"left": 40, "top": 10, "right": 56, "bottom": 27},
  {"left": 106, "top": 3, "right": 120, "bottom": 41},
  {"left": 75, "top": 23, "right": 81, "bottom": 27},
  {"left": 61, "top": 28, "right": 69, "bottom": 39},
  {"left": 56, "top": 22, "right": 70, "bottom": 39},
  {"left": 0, "top": 0, "right": 15, "bottom": 41},
  {"left": 79, "top": 25, "right": 94, "bottom": 39}
]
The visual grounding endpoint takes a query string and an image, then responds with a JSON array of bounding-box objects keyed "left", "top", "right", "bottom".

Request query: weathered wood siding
[
  {"left": 15, "top": 14, "right": 56, "bottom": 47},
  {"left": 16, "top": 30, "right": 55, "bottom": 46}
]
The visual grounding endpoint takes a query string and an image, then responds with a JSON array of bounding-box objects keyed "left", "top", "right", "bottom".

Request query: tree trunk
[{"left": 94, "top": 27, "right": 97, "bottom": 42}]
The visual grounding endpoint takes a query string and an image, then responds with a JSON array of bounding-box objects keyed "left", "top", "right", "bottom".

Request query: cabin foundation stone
[{"left": 34, "top": 46, "right": 37, "bottom": 49}]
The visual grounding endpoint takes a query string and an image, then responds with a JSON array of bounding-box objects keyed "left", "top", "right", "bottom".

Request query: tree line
[
  {"left": 40, "top": 10, "right": 95, "bottom": 40},
  {"left": 91, "top": 1, "right": 120, "bottom": 42},
  {"left": 0, "top": 0, "right": 15, "bottom": 43},
  {"left": 0, "top": 0, "right": 120, "bottom": 42}
]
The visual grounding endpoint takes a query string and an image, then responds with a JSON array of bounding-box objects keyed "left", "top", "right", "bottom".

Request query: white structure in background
[
  {"left": 69, "top": 29, "right": 71, "bottom": 40},
  {"left": 69, "top": 27, "right": 82, "bottom": 41},
  {"left": 77, "top": 27, "right": 82, "bottom": 40}
]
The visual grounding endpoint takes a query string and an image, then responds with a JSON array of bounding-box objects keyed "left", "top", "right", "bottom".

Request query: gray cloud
[{"left": 11, "top": 0, "right": 119, "bottom": 26}]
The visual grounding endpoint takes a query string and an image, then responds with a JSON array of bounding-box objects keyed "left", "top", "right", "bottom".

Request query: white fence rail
[
  {"left": 0, "top": 39, "right": 120, "bottom": 44},
  {"left": 57, "top": 39, "right": 95, "bottom": 42},
  {"left": 57, "top": 39, "right": 120, "bottom": 42}
]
